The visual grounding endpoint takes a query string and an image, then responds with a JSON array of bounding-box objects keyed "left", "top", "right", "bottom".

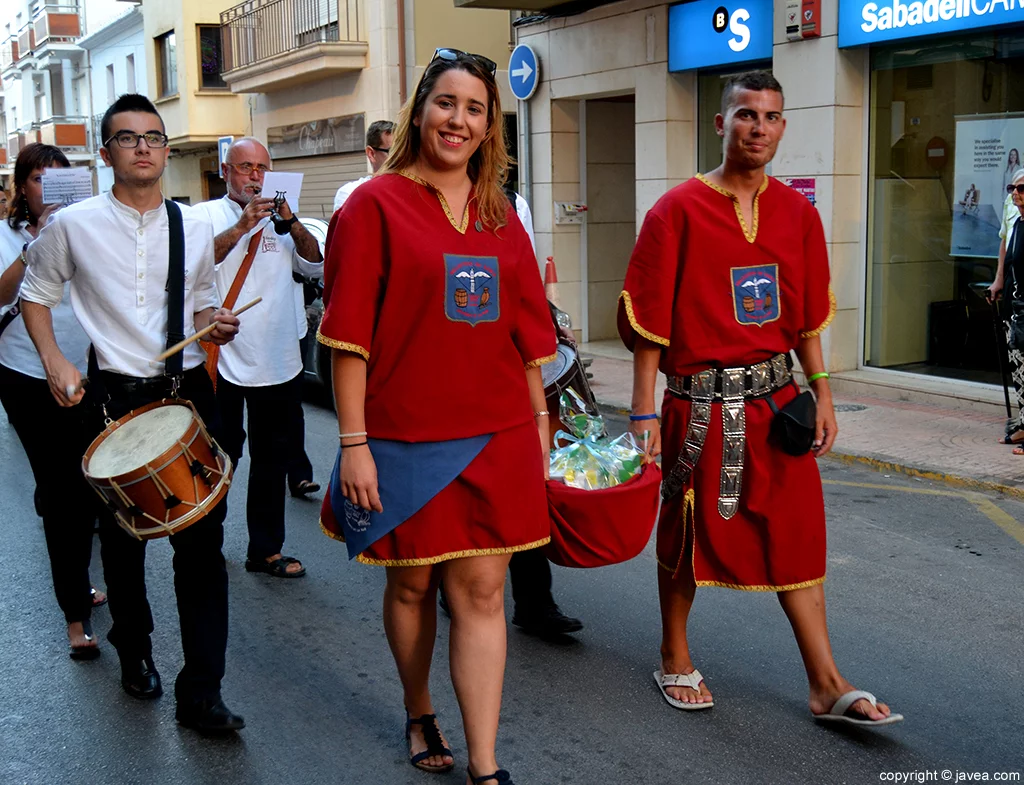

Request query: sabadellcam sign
[{"left": 839, "top": 0, "right": 1023, "bottom": 47}]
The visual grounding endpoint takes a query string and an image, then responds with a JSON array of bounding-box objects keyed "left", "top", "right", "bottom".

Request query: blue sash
[{"left": 329, "top": 435, "right": 492, "bottom": 560}]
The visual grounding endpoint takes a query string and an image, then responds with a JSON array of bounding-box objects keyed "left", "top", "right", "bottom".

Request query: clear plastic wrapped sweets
[{"left": 549, "top": 389, "right": 645, "bottom": 490}]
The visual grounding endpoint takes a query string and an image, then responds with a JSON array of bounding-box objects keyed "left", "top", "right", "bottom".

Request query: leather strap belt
[{"left": 661, "top": 353, "right": 794, "bottom": 519}]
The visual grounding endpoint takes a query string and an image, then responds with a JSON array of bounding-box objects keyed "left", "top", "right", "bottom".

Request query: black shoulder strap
[
  {"left": 503, "top": 184, "right": 517, "bottom": 209},
  {"left": 164, "top": 199, "right": 186, "bottom": 377},
  {"left": 0, "top": 303, "right": 20, "bottom": 340}
]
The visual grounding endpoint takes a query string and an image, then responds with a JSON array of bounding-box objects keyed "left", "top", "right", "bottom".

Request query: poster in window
[{"left": 951, "top": 115, "right": 1024, "bottom": 259}]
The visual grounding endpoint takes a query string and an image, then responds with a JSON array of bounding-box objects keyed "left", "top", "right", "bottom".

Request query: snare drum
[
  {"left": 540, "top": 341, "right": 601, "bottom": 445},
  {"left": 82, "top": 400, "right": 232, "bottom": 540}
]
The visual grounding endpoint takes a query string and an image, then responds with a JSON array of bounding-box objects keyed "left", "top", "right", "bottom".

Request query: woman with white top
[{"left": 0, "top": 143, "right": 103, "bottom": 659}]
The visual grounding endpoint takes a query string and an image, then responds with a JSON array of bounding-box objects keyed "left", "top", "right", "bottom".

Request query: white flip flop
[
  {"left": 813, "top": 689, "right": 904, "bottom": 727},
  {"left": 653, "top": 669, "right": 714, "bottom": 711}
]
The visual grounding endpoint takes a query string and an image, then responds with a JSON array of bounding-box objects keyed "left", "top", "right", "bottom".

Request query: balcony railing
[
  {"left": 38, "top": 116, "right": 89, "bottom": 149},
  {"left": 34, "top": 5, "right": 83, "bottom": 46},
  {"left": 220, "top": 0, "right": 362, "bottom": 73},
  {"left": 91, "top": 112, "right": 104, "bottom": 151}
]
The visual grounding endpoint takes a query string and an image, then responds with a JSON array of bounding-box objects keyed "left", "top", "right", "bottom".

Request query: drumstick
[
  {"left": 153, "top": 297, "right": 263, "bottom": 362},
  {"left": 65, "top": 376, "right": 89, "bottom": 399}
]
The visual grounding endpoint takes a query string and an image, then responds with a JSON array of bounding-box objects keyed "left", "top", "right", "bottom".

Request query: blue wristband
[{"left": 629, "top": 413, "right": 659, "bottom": 421}]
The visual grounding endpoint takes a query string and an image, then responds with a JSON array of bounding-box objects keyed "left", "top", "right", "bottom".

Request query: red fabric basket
[{"left": 544, "top": 463, "right": 662, "bottom": 568}]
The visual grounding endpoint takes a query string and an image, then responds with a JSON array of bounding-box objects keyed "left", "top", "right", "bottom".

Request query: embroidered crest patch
[
  {"left": 260, "top": 233, "right": 279, "bottom": 254},
  {"left": 731, "top": 264, "right": 781, "bottom": 326},
  {"left": 444, "top": 254, "right": 500, "bottom": 326}
]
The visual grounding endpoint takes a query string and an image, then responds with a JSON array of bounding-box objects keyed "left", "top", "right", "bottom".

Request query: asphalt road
[{"left": 1, "top": 400, "right": 1023, "bottom": 785}]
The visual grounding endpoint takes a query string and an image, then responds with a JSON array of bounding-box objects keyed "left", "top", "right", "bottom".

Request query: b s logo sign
[
  {"left": 712, "top": 5, "right": 752, "bottom": 52},
  {"left": 668, "top": 0, "right": 771, "bottom": 71}
]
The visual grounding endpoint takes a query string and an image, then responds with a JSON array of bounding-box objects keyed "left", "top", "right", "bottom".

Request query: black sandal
[
  {"left": 91, "top": 587, "right": 107, "bottom": 608},
  {"left": 69, "top": 620, "right": 100, "bottom": 661},
  {"left": 289, "top": 480, "right": 321, "bottom": 498},
  {"left": 468, "top": 768, "right": 513, "bottom": 784},
  {"left": 406, "top": 711, "right": 454, "bottom": 773},
  {"left": 244, "top": 556, "right": 307, "bottom": 578}
]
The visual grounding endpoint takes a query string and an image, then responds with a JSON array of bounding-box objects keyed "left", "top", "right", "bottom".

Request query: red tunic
[
  {"left": 618, "top": 175, "right": 836, "bottom": 591},
  {"left": 318, "top": 172, "right": 556, "bottom": 566}
]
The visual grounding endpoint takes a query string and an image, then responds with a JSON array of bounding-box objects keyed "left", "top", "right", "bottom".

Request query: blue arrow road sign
[{"left": 508, "top": 44, "right": 539, "bottom": 102}]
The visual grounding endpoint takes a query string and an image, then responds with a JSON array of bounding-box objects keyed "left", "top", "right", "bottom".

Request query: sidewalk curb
[
  {"left": 823, "top": 452, "right": 1024, "bottom": 502},
  {"left": 596, "top": 402, "right": 1024, "bottom": 502}
]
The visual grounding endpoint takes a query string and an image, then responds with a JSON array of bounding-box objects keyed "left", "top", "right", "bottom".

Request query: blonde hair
[{"left": 379, "top": 57, "right": 513, "bottom": 231}]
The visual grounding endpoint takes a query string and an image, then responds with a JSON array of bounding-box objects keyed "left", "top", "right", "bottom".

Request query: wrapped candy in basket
[{"left": 544, "top": 390, "right": 662, "bottom": 569}]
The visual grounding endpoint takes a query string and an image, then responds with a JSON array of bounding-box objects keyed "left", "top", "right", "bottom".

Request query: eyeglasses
[
  {"left": 1011, "top": 184, "right": 1024, "bottom": 194},
  {"left": 105, "top": 131, "right": 169, "bottom": 149},
  {"left": 430, "top": 48, "right": 497, "bottom": 77},
  {"left": 225, "top": 162, "right": 272, "bottom": 175},
  {"left": 371, "top": 147, "right": 391, "bottom": 155}
]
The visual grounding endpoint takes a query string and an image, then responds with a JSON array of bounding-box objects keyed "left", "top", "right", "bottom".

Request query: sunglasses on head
[
  {"left": 1010, "top": 184, "right": 1024, "bottom": 194},
  {"left": 430, "top": 48, "right": 497, "bottom": 77}
]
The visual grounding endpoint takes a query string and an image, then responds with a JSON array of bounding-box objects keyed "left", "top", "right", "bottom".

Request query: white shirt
[
  {"left": 193, "top": 196, "right": 323, "bottom": 387},
  {"left": 512, "top": 193, "right": 540, "bottom": 277},
  {"left": 1000, "top": 193, "right": 1020, "bottom": 242},
  {"left": 333, "top": 175, "right": 372, "bottom": 214},
  {"left": 21, "top": 191, "right": 218, "bottom": 378},
  {"left": 0, "top": 221, "right": 89, "bottom": 378}
]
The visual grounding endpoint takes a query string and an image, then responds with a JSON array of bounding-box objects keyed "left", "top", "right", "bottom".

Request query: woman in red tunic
[{"left": 317, "top": 50, "right": 555, "bottom": 785}]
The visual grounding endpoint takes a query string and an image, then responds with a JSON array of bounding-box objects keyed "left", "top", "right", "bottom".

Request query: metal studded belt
[{"left": 661, "top": 353, "right": 793, "bottom": 518}]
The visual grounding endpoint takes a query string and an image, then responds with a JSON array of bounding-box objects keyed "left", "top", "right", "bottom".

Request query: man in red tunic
[{"left": 620, "top": 71, "right": 901, "bottom": 727}]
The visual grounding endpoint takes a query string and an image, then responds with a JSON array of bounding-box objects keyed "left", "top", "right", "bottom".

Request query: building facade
[
  {"left": 214, "top": 0, "right": 518, "bottom": 219},
  {"left": 498, "top": 0, "right": 1021, "bottom": 411},
  {"left": 78, "top": 6, "right": 146, "bottom": 193}
]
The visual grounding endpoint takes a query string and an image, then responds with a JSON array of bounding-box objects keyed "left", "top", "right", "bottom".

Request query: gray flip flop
[
  {"left": 653, "top": 669, "right": 714, "bottom": 711},
  {"left": 813, "top": 689, "right": 904, "bottom": 727}
]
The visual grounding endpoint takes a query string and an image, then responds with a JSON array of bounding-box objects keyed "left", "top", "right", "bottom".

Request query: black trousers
[
  {"left": 217, "top": 371, "right": 303, "bottom": 561},
  {"left": 89, "top": 366, "right": 228, "bottom": 703},
  {"left": 0, "top": 363, "right": 99, "bottom": 625},
  {"left": 509, "top": 547, "right": 555, "bottom": 611}
]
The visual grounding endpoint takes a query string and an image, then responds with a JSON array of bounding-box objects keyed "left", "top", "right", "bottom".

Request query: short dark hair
[
  {"left": 721, "top": 71, "right": 784, "bottom": 115},
  {"left": 366, "top": 120, "right": 395, "bottom": 149},
  {"left": 9, "top": 143, "right": 71, "bottom": 228},
  {"left": 100, "top": 94, "right": 165, "bottom": 147}
]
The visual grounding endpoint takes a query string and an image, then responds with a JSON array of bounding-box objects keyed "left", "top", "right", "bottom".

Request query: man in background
[{"left": 332, "top": 121, "right": 394, "bottom": 214}]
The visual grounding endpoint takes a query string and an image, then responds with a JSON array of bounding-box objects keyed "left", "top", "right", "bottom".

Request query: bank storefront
[{"left": 842, "top": 0, "right": 1024, "bottom": 388}]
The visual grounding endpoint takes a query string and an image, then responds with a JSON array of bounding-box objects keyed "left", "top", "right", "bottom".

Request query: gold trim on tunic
[
  {"left": 316, "top": 330, "right": 369, "bottom": 360},
  {"left": 355, "top": 536, "right": 553, "bottom": 567},
  {"left": 524, "top": 352, "right": 558, "bottom": 370},
  {"left": 694, "top": 173, "right": 768, "bottom": 244},
  {"left": 399, "top": 171, "right": 471, "bottom": 234},
  {"left": 319, "top": 516, "right": 347, "bottom": 543},
  {"left": 799, "top": 287, "right": 838, "bottom": 338},
  {"left": 657, "top": 556, "right": 826, "bottom": 592},
  {"left": 619, "top": 290, "right": 670, "bottom": 347}
]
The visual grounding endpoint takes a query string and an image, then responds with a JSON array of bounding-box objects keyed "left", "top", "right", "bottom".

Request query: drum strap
[
  {"left": 203, "top": 227, "right": 264, "bottom": 390},
  {"left": 164, "top": 199, "right": 186, "bottom": 378}
]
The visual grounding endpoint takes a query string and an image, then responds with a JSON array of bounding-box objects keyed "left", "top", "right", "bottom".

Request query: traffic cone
[{"left": 544, "top": 256, "right": 558, "bottom": 305}]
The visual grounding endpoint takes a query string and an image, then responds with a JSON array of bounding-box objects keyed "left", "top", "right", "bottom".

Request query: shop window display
[{"left": 867, "top": 32, "right": 1024, "bottom": 384}]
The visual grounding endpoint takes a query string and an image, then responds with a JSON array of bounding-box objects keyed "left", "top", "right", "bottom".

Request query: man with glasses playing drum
[{"left": 21, "top": 94, "right": 246, "bottom": 734}]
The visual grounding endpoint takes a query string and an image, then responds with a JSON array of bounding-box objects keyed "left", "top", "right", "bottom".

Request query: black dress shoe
[
  {"left": 511, "top": 604, "right": 584, "bottom": 636},
  {"left": 176, "top": 698, "right": 246, "bottom": 734},
  {"left": 121, "top": 657, "right": 163, "bottom": 699}
]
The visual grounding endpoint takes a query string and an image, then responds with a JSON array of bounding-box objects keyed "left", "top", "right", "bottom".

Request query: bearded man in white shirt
[
  {"left": 331, "top": 120, "right": 394, "bottom": 213},
  {"left": 21, "top": 94, "right": 245, "bottom": 734},
  {"left": 195, "top": 138, "right": 323, "bottom": 579}
]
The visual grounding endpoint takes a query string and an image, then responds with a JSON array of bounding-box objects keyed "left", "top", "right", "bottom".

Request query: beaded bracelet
[
  {"left": 807, "top": 372, "right": 830, "bottom": 383},
  {"left": 629, "top": 413, "right": 659, "bottom": 421},
  {"left": 339, "top": 431, "right": 367, "bottom": 440},
  {"left": 534, "top": 410, "right": 549, "bottom": 417}
]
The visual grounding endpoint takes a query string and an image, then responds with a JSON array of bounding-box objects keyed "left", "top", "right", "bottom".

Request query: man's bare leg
[
  {"left": 777, "top": 584, "right": 893, "bottom": 721},
  {"left": 657, "top": 565, "right": 713, "bottom": 705}
]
